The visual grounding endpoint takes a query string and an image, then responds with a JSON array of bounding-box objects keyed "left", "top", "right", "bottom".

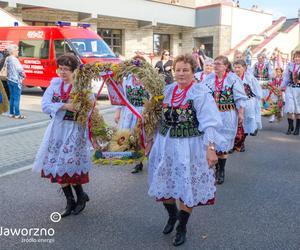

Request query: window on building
[
  {"left": 98, "top": 29, "right": 122, "bottom": 55},
  {"left": 153, "top": 34, "right": 170, "bottom": 56},
  {"left": 194, "top": 36, "right": 213, "bottom": 58},
  {"left": 53, "top": 40, "right": 73, "bottom": 59},
  {"left": 24, "top": 20, "right": 56, "bottom": 26},
  {"left": 19, "top": 40, "right": 50, "bottom": 59}
]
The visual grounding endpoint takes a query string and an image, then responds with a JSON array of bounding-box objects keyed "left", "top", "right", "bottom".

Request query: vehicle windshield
[{"left": 70, "top": 38, "right": 116, "bottom": 58}]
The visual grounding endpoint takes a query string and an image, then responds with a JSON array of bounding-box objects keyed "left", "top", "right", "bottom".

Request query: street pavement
[
  {"left": 0, "top": 89, "right": 299, "bottom": 250},
  {"left": 0, "top": 88, "right": 114, "bottom": 177}
]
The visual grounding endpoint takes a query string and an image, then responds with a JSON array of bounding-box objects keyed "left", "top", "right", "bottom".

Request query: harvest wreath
[
  {"left": 261, "top": 83, "right": 284, "bottom": 121},
  {"left": 70, "top": 58, "right": 165, "bottom": 165}
]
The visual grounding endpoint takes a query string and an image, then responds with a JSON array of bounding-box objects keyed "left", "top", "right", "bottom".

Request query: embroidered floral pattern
[
  {"left": 159, "top": 100, "right": 203, "bottom": 138},
  {"left": 254, "top": 64, "right": 269, "bottom": 80},
  {"left": 126, "top": 85, "right": 150, "bottom": 106},
  {"left": 148, "top": 147, "right": 216, "bottom": 207},
  {"left": 243, "top": 83, "right": 256, "bottom": 99},
  {"left": 41, "top": 120, "right": 90, "bottom": 177},
  {"left": 212, "top": 86, "right": 236, "bottom": 112},
  {"left": 289, "top": 71, "right": 300, "bottom": 87},
  {"left": 52, "top": 93, "right": 76, "bottom": 121}
]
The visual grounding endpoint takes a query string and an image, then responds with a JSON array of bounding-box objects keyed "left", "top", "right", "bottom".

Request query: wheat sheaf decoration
[{"left": 71, "top": 58, "right": 165, "bottom": 165}]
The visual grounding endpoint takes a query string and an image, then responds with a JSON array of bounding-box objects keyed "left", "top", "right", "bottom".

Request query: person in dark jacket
[{"left": 155, "top": 50, "right": 173, "bottom": 85}]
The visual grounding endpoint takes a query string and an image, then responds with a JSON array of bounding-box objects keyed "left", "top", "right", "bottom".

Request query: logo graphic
[{"left": 50, "top": 212, "right": 61, "bottom": 223}]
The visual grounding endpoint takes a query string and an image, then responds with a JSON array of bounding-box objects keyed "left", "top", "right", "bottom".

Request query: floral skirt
[
  {"left": 41, "top": 170, "right": 89, "bottom": 185},
  {"left": 233, "top": 124, "right": 246, "bottom": 152}
]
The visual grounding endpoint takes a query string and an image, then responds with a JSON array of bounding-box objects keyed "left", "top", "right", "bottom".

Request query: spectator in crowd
[
  {"left": 198, "top": 44, "right": 206, "bottom": 70},
  {"left": 245, "top": 46, "right": 252, "bottom": 67},
  {"left": 6, "top": 44, "right": 26, "bottom": 119},
  {"left": 192, "top": 48, "right": 201, "bottom": 72},
  {"left": 154, "top": 50, "right": 174, "bottom": 85},
  {"left": 270, "top": 48, "right": 283, "bottom": 70}
]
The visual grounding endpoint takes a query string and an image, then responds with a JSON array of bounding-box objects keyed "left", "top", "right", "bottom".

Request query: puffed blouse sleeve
[
  {"left": 192, "top": 84, "right": 225, "bottom": 147},
  {"left": 281, "top": 64, "right": 291, "bottom": 88},
  {"left": 41, "top": 78, "right": 64, "bottom": 116},
  {"left": 250, "top": 74, "right": 262, "bottom": 99},
  {"left": 231, "top": 74, "right": 247, "bottom": 109}
]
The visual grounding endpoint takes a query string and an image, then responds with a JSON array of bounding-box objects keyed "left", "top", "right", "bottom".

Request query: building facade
[{"left": 0, "top": 0, "right": 299, "bottom": 61}]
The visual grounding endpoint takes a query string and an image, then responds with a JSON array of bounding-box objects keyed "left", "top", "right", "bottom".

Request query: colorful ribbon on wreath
[
  {"left": 263, "top": 84, "right": 283, "bottom": 109},
  {"left": 88, "top": 70, "right": 146, "bottom": 149}
]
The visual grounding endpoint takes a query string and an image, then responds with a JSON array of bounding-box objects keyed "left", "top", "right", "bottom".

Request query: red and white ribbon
[{"left": 88, "top": 72, "right": 146, "bottom": 149}]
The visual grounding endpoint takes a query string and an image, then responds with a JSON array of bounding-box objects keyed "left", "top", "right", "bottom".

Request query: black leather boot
[
  {"left": 293, "top": 119, "right": 300, "bottom": 135},
  {"left": 173, "top": 210, "right": 190, "bottom": 247},
  {"left": 72, "top": 184, "right": 89, "bottom": 215},
  {"left": 61, "top": 185, "right": 76, "bottom": 218},
  {"left": 286, "top": 118, "right": 294, "bottom": 135},
  {"left": 162, "top": 203, "right": 178, "bottom": 234},
  {"left": 216, "top": 158, "right": 227, "bottom": 185},
  {"left": 131, "top": 162, "right": 143, "bottom": 174},
  {"left": 251, "top": 129, "right": 258, "bottom": 136},
  {"left": 215, "top": 162, "right": 220, "bottom": 182}
]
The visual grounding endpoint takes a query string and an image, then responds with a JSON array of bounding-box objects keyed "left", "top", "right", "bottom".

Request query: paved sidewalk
[
  {"left": 0, "top": 110, "right": 114, "bottom": 176},
  {"left": 0, "top": 110, "right": 49, "bottom": 130}
]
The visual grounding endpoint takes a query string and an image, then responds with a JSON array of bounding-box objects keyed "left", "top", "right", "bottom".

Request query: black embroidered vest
[
  {"left": 288, "top": 70, "right": 300, "bottom": 88},
  {"left": 158, "top": 100, "right": 203, "bottom": 138},
  {"left": 212, "top": 86, "right": 236, "bottom": 112},
  {"left": 243, "top": 83, "right": 256, "bottom": 99},
  {"left": 254, "top": 64, "right": 269, "bottom": 81},
  {"left": 126, "top": 85, "right": 150, "bottom": 106},
  {"left": 52, "top": 93, "right": 76, "bottom": 121}
]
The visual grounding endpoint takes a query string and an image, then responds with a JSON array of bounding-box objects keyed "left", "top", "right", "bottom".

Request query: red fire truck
[{"left": 0, "top": 22, "right": 120, "bottom": 90}]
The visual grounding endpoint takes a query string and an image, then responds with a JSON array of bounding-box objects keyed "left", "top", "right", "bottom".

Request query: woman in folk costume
[
  {"left": 194, "top": 57, "right": 214, "bottom": 83},
  {"left": 253, "top": 52, "right": 273, "bottom": 92},
  {"left": 33, "top": 54, "right": 91, "bottom": 217},
  {"left": 233, "top": 50, "right": 252, "bottom": 74},
  {"left": 147, "top": 54, "right": 224, "bottom": 246},
  {"left": 233, "top": 50, "right": 262, "bottom": 136},
  {"left": 268, "top": 67, "right": 284, "bottom": 123},
  {"left": 114, "top": 56, "right": 150, "bottom": 173},
  {"left": 253, "top": 53, "right": 273, "bottom": 124},
  {"left": 203, "top": 55, "right": 247, "bottom": 184},
  {"left": 233, "top": 60, "right": 262, "bottom": 152},
  {"left": 281, "top": 50, "right": 300, "bottom": 135}
]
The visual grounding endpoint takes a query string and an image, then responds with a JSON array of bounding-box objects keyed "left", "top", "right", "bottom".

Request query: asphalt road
[{"left": 0, "top": 90, "right": 299, "bottom": 250}]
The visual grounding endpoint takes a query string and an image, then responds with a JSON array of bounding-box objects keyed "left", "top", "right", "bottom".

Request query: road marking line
[
  {"left": 0, "top": 120, "right": 50, "bottom": 134},
  {"left": 0, "top": 107, "right": 114, "bottom": 133},
  {"left": 0, "top": 164, "right": 32, "bottom": 178}
]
